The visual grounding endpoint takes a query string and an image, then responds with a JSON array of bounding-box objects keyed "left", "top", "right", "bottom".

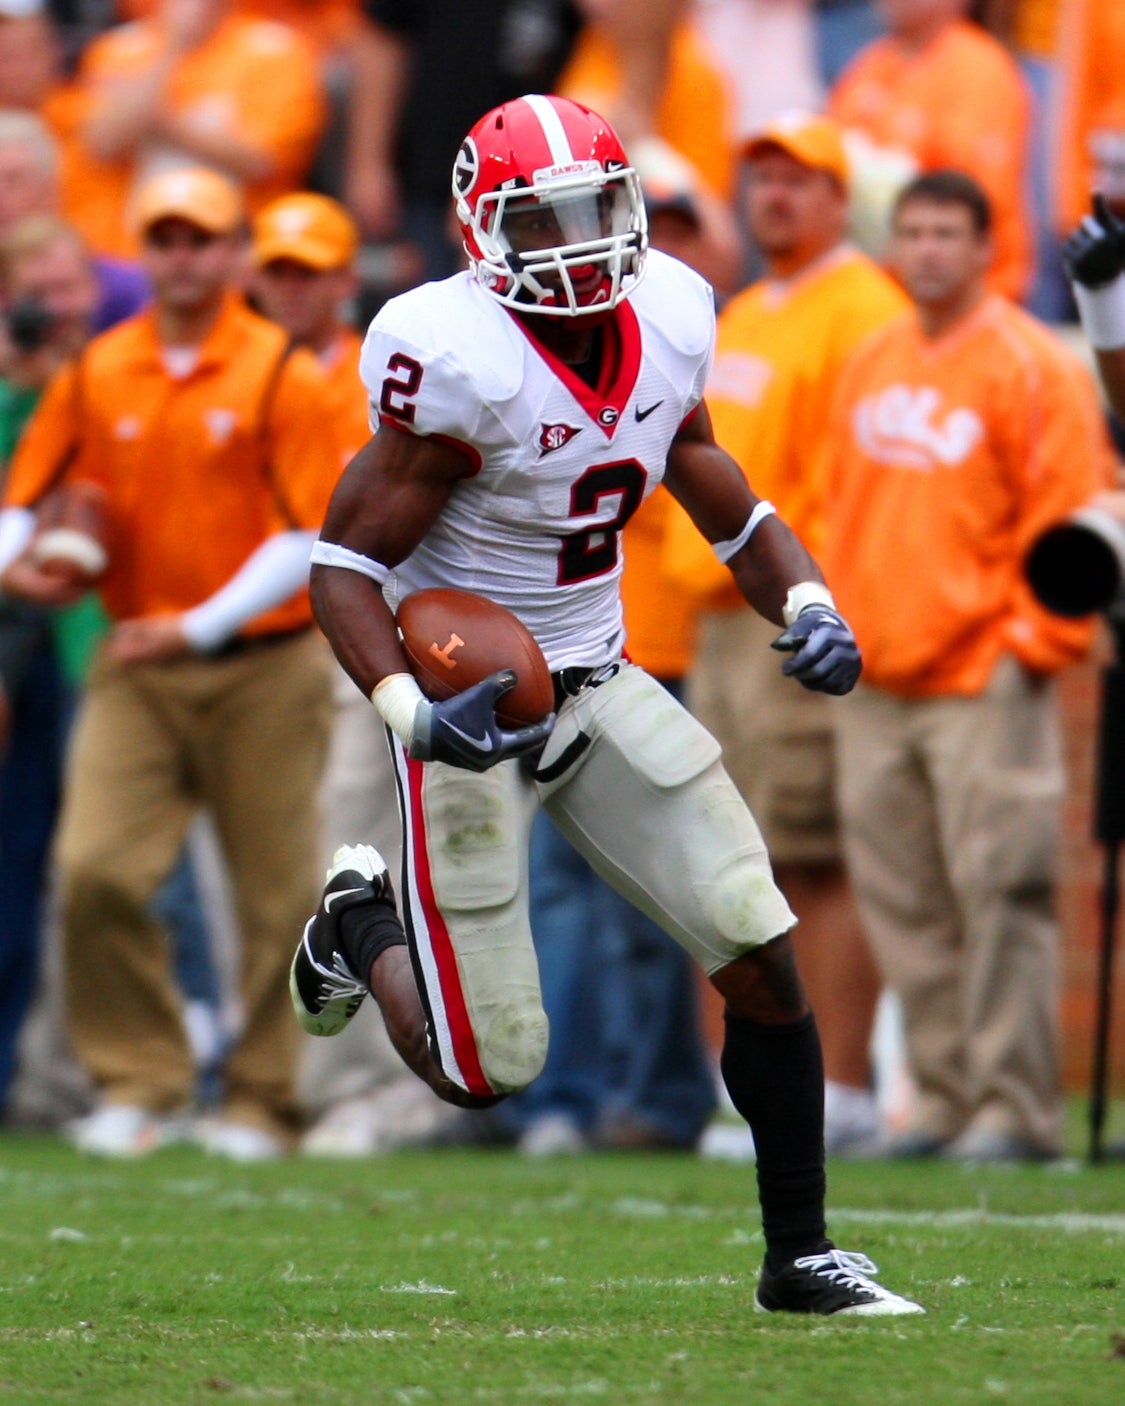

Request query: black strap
[{"left": 256, "top": 337, "right": 302, "bottom": 529}]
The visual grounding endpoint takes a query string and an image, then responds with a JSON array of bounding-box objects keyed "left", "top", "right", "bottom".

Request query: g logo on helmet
[{"left": 453, "top": 138, "right": 479, "bottom": 199}]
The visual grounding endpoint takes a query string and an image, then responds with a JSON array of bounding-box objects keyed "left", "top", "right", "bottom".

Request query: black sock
[
  {"left": 720, "top": 1011, "right": 829, "bottom": 1272},
  {"left": 339, "top": 897, "right": 406, "bottom": 987}
]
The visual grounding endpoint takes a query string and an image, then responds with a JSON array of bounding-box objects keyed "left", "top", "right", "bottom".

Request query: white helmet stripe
[{"left": 522, "top": 93, "right": 575, "bottom": 165}]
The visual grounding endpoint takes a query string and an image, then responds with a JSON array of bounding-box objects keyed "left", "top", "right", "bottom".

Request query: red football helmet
[{"left": 452, "top": 93, "right": 648, "bottom": 316}]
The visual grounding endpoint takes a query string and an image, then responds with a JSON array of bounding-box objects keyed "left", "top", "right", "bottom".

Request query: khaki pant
[
  {"left": 297, "top": 667, "right": 407, "bottom": 1116},
  {"left": 833, "top": 656, "right": 1064, "bottom": 1150},
  {"left": 55, "top": 630, "right": 333, "bottom": 1137},
  {"left": 690, "top": 610, "right": 839, "bottom": 864}
]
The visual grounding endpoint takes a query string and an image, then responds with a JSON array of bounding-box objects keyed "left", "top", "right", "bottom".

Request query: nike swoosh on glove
[
  {"left": 410, "top": 669, "right": 556, "bottom": 772},
  {"left": 771, "top": 606, "right": 862, "bottom": 695},
  {"left": 1062, "top": 192, "right": 1125, "bottom": 288}
]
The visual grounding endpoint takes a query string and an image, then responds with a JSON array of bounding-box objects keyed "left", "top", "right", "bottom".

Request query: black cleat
[
  {"left": 755, "top": 1248, "right": 925, "bottom": 1316},
  {"left": 290, "top": 844, "right": 394, "bottom": 1036}
]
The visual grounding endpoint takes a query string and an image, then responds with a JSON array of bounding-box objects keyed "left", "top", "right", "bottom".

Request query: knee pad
[{"left": 473, "top": 997, "right": 550, "bottom": 1094}]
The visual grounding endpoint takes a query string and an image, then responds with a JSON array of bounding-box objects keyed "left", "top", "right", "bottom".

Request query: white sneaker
[
  {"left": 197, "top": 1119, "right": 287, "bottom": 1163},
  {"left": 699, "top": 1121, "right": 756, "bottom": 1162},
  {"left": 300, "top": 1097, "right": 388, "bottom": 1158},
  {"left": 518, "top": 1114, "right": 588, "bottom": 1157},
  {"left": 66, "top": 1104, "right": 181, "bottom": 1158},
  {"left": 824, "top": 1081, "right": 882, "bottom": 1156}
]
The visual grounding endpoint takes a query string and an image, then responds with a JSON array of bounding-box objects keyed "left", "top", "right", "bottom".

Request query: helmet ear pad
[{"left": 452, "top": 93, "right": 648, "bottom": 316}]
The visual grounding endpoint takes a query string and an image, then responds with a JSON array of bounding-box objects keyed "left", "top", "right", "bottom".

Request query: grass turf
[{"left": 0, "top": 1131, "right": 1124, "bottom": 1405}]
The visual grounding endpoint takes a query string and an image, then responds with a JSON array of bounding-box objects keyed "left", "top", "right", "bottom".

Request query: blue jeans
[
  {"left": 506, "top": 680, "right": 718, "bottom": 1146},
  {"left": 814, "top": 0, "right": 885, "bottom": 86},
  {"left": 0, "top": 642, "right": 66, "bottom": 1111}
]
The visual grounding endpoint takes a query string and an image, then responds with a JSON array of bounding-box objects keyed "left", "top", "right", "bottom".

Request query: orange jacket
[
  {"left": 830, "top": 20, "right": 1033, "bottom": 302},
  {"left": 822, "top": 296, "right": 1116, "bottom": 696},
  {"left": 4, "top": 294, "right": 340, "bottom": 635}
]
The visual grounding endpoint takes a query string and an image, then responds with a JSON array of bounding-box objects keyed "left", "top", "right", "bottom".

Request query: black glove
[
  {"left": 1062, "top": 193, "right": 1125, "bottom": 288},
  {"left": 771, "top": 606, "right": 862, "bottom": 696},
  {"left": 410, "top": 669, "right": 555, "bottom": 772}
]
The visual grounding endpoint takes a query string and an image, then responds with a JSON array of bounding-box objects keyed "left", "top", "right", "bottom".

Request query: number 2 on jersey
[{"left": 558, "top": 460, "right": 645, "bottom": 585}]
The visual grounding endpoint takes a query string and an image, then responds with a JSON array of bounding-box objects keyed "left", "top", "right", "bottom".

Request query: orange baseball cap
[
  {"left": 252, "top": 193, "right": 359, "bottom": 270},
  {"left": 743, "top": 112, "right": 849, "bottom": 187},
  {"left": 133, "top": 167, "right": 245, "bottom": 235}
]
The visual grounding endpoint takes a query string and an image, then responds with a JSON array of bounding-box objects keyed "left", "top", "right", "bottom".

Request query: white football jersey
[{"left": 358, "top": 248, "right": 715, "bottom": 671}]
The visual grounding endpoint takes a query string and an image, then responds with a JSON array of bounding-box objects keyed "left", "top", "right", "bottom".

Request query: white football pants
[{"left": 388, "top": 663, "right": 795, "bottom": 1097}]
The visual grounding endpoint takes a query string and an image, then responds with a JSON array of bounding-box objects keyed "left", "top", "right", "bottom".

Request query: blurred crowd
[{"left": 0, "top": 0, "right": 1120, "bottom": 1164}]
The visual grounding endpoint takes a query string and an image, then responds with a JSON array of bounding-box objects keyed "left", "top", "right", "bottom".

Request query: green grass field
[{"left": 1, "top": 1127, "right": 1124, "bottom": 1406}]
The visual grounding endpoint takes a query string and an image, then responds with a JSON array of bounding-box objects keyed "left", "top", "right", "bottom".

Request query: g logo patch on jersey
[
  {"left": 598, "top": 406, "right": 619, "bottom": 428},
  {"left": 539, "top": 422, "right": 583, "bottom": 456}
]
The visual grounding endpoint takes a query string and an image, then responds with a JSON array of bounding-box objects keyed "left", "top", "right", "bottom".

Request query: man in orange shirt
[
  {"left": 823, "top": 170, "right": 1115, "bottom": 1162},
  {"left": 0, "top": 167, "right": 340, "bottom": 1160},
  {"left": 829, "top": 0, "right": 1033, "bottom": 302},
  {"left": 666, "top": 112, "right": 909, "bottom": 1156}
]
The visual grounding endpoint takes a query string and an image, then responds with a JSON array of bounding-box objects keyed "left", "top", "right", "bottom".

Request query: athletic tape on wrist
[
  {"left": 713, "top": 500, "right": 776, "bottom": 564},
  {"left": 782, "top": 581, "right": 837, "bottom": 627},
  {"left": 309, "top": 539, "right": 391, "bottom": 585},
  {"left": 371, "top": 672, "right": 426, "bottom": 745},
  {"left": 1074, "top": 274, "right": 1125, "bottom": 349}
]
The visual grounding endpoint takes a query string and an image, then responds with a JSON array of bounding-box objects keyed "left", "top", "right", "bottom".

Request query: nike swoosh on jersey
[
  {"left": 323, "top": 886, "right": 367, "bottom": 912},
  {"left": 634, "top": 400, "right": 664, "bottom": 421}
]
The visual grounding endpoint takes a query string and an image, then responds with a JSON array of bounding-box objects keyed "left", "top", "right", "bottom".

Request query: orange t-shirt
[
  {"left": 4, "top": 294, "right": 340, "bottom": 634},
  {"left": 620, "top": 488, "right": 698, "bottom": 679},
  {"left": 317, "top": 326, "right": 369, "bottom": 466},
  {"left": 829, "top": 20, "right": 1033, "bottom": 302},
  {"left": 70, "top": 14, "right": 327, "bottom": 257},
  {"left": 664, "top": 245, "right": 909, "bottom": 612},
  {"left": 114, "top": 1, "right": 362, "bottom": 58},
  {"left": 556, "top": 22, "right": 735, "bottom": 201},
  {"left": 1054, "top": 0, "right": 1125, "bottom": 232},
  {"left": 822, "top": 296, "right": 1116, "bottom": 696}
]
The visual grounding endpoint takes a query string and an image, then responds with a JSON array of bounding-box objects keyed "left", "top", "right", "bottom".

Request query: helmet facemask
[{"left": 458, "top": 161, "right": 648, "bottom": 316}]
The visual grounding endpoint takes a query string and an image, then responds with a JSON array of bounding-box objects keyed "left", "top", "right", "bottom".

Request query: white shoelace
[
  {"left": 792, "top": 1249, "right": 884, "bottom": 1294},
  {"left": 305, "top": 940, "right": 366, "bottom": 1002}
]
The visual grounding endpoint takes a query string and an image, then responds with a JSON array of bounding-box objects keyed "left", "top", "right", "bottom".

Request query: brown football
[
  {"left": 396, "top": 587, "right": 554, "bottom": 728},
  {"left": 30, "top": 480, "right": 109, "bottom": 586}
]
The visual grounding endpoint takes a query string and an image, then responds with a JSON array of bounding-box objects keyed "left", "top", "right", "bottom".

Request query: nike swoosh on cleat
[
  {"left": 635, "top": 400, "right": 664, "bottom": 422},
  {"left": 323, "top": 886, "right": 367, "bottom": 911}
]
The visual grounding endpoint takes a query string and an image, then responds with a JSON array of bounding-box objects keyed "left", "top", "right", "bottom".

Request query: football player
[
  {"left": 1064, "top": 191, "right": 1125, "bottom": 423},
  {"left": 290, "top": 93, "right": 923, "bottom": 1316}
]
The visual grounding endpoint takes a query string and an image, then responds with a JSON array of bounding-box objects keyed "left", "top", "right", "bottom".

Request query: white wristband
[
  {"left": 1073, "top": 273, "right": 1125, "bottom": 349},
  {"left": 371, "top": 671, "right": 426, "bottom": 746},
  {"left": 782, "top": 581, "right": 837, "bottom": 627}
]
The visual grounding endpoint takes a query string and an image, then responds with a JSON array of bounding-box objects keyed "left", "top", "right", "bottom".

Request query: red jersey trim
[
  {"left": 376, "top": 414, "right": 484, "bottom": 475},
  {"left": 509, "top": 300, "right": 643, "bottom": 440},
  {"left": 404, "top": 755, "right": 493, "bottom": 1096}
]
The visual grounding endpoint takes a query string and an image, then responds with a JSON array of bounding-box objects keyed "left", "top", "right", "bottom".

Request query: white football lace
[{"left": 792, "top": 1249, "right": 885, "bottom": 1295}]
